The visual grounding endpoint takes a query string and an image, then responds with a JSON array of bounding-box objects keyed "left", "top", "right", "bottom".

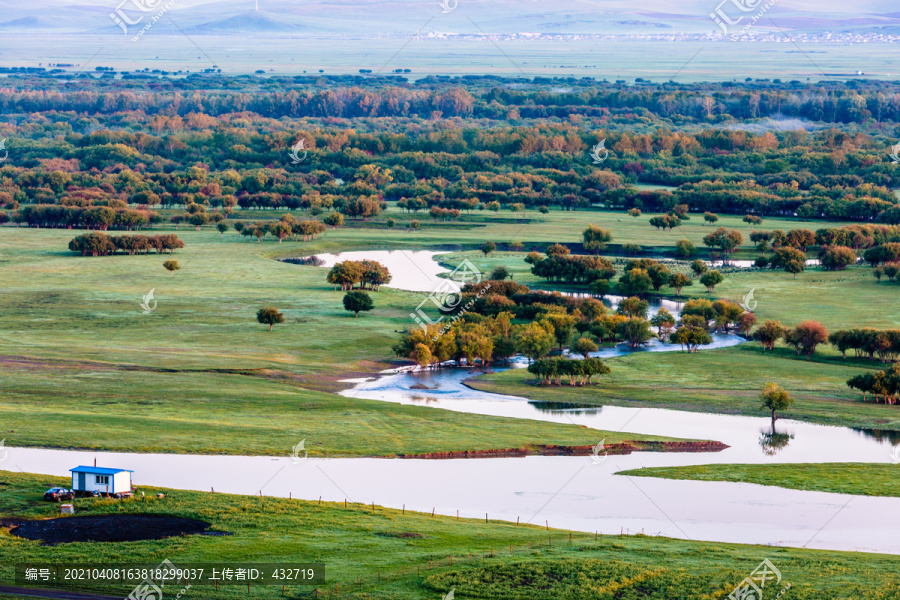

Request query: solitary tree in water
[
  {"left": 257, "top": 307, "right": 285, "bottom": 331},
  {"left": 760, "top": 382, "right": 794, "bottom": 425}
]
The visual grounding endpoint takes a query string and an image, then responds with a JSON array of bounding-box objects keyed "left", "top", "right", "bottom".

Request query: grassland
[
  {"left": 618, "top": 463, "right": 900, "bottom": 498},
  {"left": 0, "top": 366, "right": 679, "bottom": 456},
  {"left": 2, "top": 472, "right": 900, "bottom": 600},
  {"left": 469, "top": 344, "right": 900, "bottom": 430},
  {"left": 0, "top": 205, "right": 896, "bottom": 456}
]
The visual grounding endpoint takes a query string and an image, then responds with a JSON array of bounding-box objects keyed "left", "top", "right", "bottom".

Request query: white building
[{"left": 70, "top": 466, "right": 133, "bottom": 496}]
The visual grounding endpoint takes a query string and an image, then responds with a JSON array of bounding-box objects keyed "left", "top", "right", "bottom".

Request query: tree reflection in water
[{"left": 759, "top": 426, "right": 794, "bottom": 456}]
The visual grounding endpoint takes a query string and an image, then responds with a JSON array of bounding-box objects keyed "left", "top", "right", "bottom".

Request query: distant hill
[
  {"left": 0, "top": 0, "right": 899, "bottom": 36},
  {"left": 0, "top": 16, "right": 68, "bottom": 30},
  {"left": 191, "top": 10, "right": 314, "bottom": 33}
]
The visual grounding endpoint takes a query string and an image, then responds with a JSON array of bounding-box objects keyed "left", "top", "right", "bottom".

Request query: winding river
[{"left": 6, "top": 251, "right": 900, "bottom": 554}]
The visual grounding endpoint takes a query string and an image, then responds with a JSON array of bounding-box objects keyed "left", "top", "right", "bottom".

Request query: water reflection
[
  {"left": 528, "top": 401, "right": 603, "bottom": 416},
  {"left": 759, "top": 426, "right": 794, "bottom": 456},
  {"left": 853, "top": 428, "right": 900, "bottom": 446}
]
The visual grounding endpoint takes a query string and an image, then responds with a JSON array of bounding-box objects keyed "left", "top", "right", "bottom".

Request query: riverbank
[
  {"left": 395, "top": 440, "right": 729, "bottom": 459},
  {"left": 619, "top": 463, "right": 900, "bottom": 498},
  {"left": 3, "top": 472, "right": 900, "bottom": 600}
]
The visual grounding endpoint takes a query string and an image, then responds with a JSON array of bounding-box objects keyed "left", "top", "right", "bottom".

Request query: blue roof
[{"left": 70, "top": 466, "right": 133, "bottom": 475}]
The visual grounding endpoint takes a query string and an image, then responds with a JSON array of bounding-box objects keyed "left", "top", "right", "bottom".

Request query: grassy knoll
[
  {"left": 469, "top": 344, "right": 900, "bottom": 431},
  {"left": 618, "top": 463, "right": 900, "bottom": 498},
  {"left": 2, "top": 472, "right": 900, "bottom": 600}
]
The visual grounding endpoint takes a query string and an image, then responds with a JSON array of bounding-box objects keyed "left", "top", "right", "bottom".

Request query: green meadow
[
  {"left": 619, "top": 463, "right": 900, "bottom": 498},
  {"left": 0, "top": 205, "right": 896, "bottom": 458},
  {"left": 2, "top": 472, "right": 900, "bottom": 600}
]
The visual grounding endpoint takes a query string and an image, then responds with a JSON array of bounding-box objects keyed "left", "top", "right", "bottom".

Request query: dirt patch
[
  {"left": 5, "top": 514, "right": 212, "bottom": 545},
  {"left": 394, "top": 441, "right": 729, "bottom": 459}
]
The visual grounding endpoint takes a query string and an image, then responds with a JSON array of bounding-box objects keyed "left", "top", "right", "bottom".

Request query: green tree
[
  {"left": 513, "top": 322, "right": 554, "bottom": 361},
  {"left": 674, "top": 239, "right": 696, "bottom": 259},
  {"left": 386, "top": 217, "right": 396, "bottom": 230},
  {"left": 323, "top": 212, "right": 344, "bottom": 230},
  {"left": 785, "top": 260, "right": 804, "bottom": 279},
  {"left": 699, "top": 270, "right": 724, "bottom": 292},
  {"left": 617, "top": 268, "right": 652, "bottom": 296},
  {"left": 489, "top": 266, "right": 509, "bottom": 281},
  {"left": 216, "top": 222, "right": 229, "bottom": 237},
  {"left": 481, "top": 241, "right": 497, "bottom": 257},
  {"left": 343, "top": 291, "right": 374, "bottom": 318},
  {"left": 760, "top": 382, "right": 794, "bottom": 425},
  {"left": 671, "top": 325, "right": 713, "bottom": 353},
  {"left": 668, "top": 273, "right": 693, "bottom": 295},
  {"left": 257, "top": 307, "right": 285, "bottom": 331},
  {"left": 617, "top": 318, "right": 655, "bottom": 349},
  {"left": 572, "top": 336, "right": 598, "bottom": 358},
  {"left": 617, "top": 296, "right": 649, "bottom": 319},
  {"left": 650, "top": 308, "right": 677, "bottom": 341},
  {"left": 690, "top": 260, "right": 708, "bottom": 276}
]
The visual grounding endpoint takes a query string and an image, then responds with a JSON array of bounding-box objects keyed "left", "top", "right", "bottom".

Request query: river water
[{"left": 6, "top": 251, "right": 900, "bottom": 554}]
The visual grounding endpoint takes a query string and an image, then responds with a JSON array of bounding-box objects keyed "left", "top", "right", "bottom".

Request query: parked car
[{"left": 44, "top": 487, "right": 75, "bottom": 502}]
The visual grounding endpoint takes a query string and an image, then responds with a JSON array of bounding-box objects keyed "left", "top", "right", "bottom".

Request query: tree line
[{"left": 68, "top": 232, "right": 184, "bottom": 256}]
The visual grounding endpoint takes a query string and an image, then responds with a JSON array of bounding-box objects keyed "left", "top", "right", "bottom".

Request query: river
[{"left": 5, "top": 251, "right": 900, "bottom": 554}]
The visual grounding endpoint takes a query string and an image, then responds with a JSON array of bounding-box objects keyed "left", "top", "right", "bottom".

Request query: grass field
[
  {"left": 469, "top": 344, "right": 900, "bottom": 430},
  {"left": 619, "top": 463, "right": 900, "bottom": 498},
  {"left": 3, "top": 472, "right": 900, "bottom": 600},
  {"left": 0, "top": 206, "right": 895, "bottom": 456}
]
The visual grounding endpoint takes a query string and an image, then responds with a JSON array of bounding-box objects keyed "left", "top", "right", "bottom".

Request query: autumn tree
[
  {"left": 760, "top": 382, "right": 794, "bottom": 425},
  {"left": 668, "top": 273, "right": 693, "bottom": 295},
  {"left": 753, "top": 320, "right": 785, "bottom": 351},
  {"left": 583, "top": 225, "right": 612, "bottom": 253},
  {"left": 163, "top": 260, "right": 181, "bottom": 276},
  {"left": 786, "top": 320, "right": 828, "bottom": 359}
]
